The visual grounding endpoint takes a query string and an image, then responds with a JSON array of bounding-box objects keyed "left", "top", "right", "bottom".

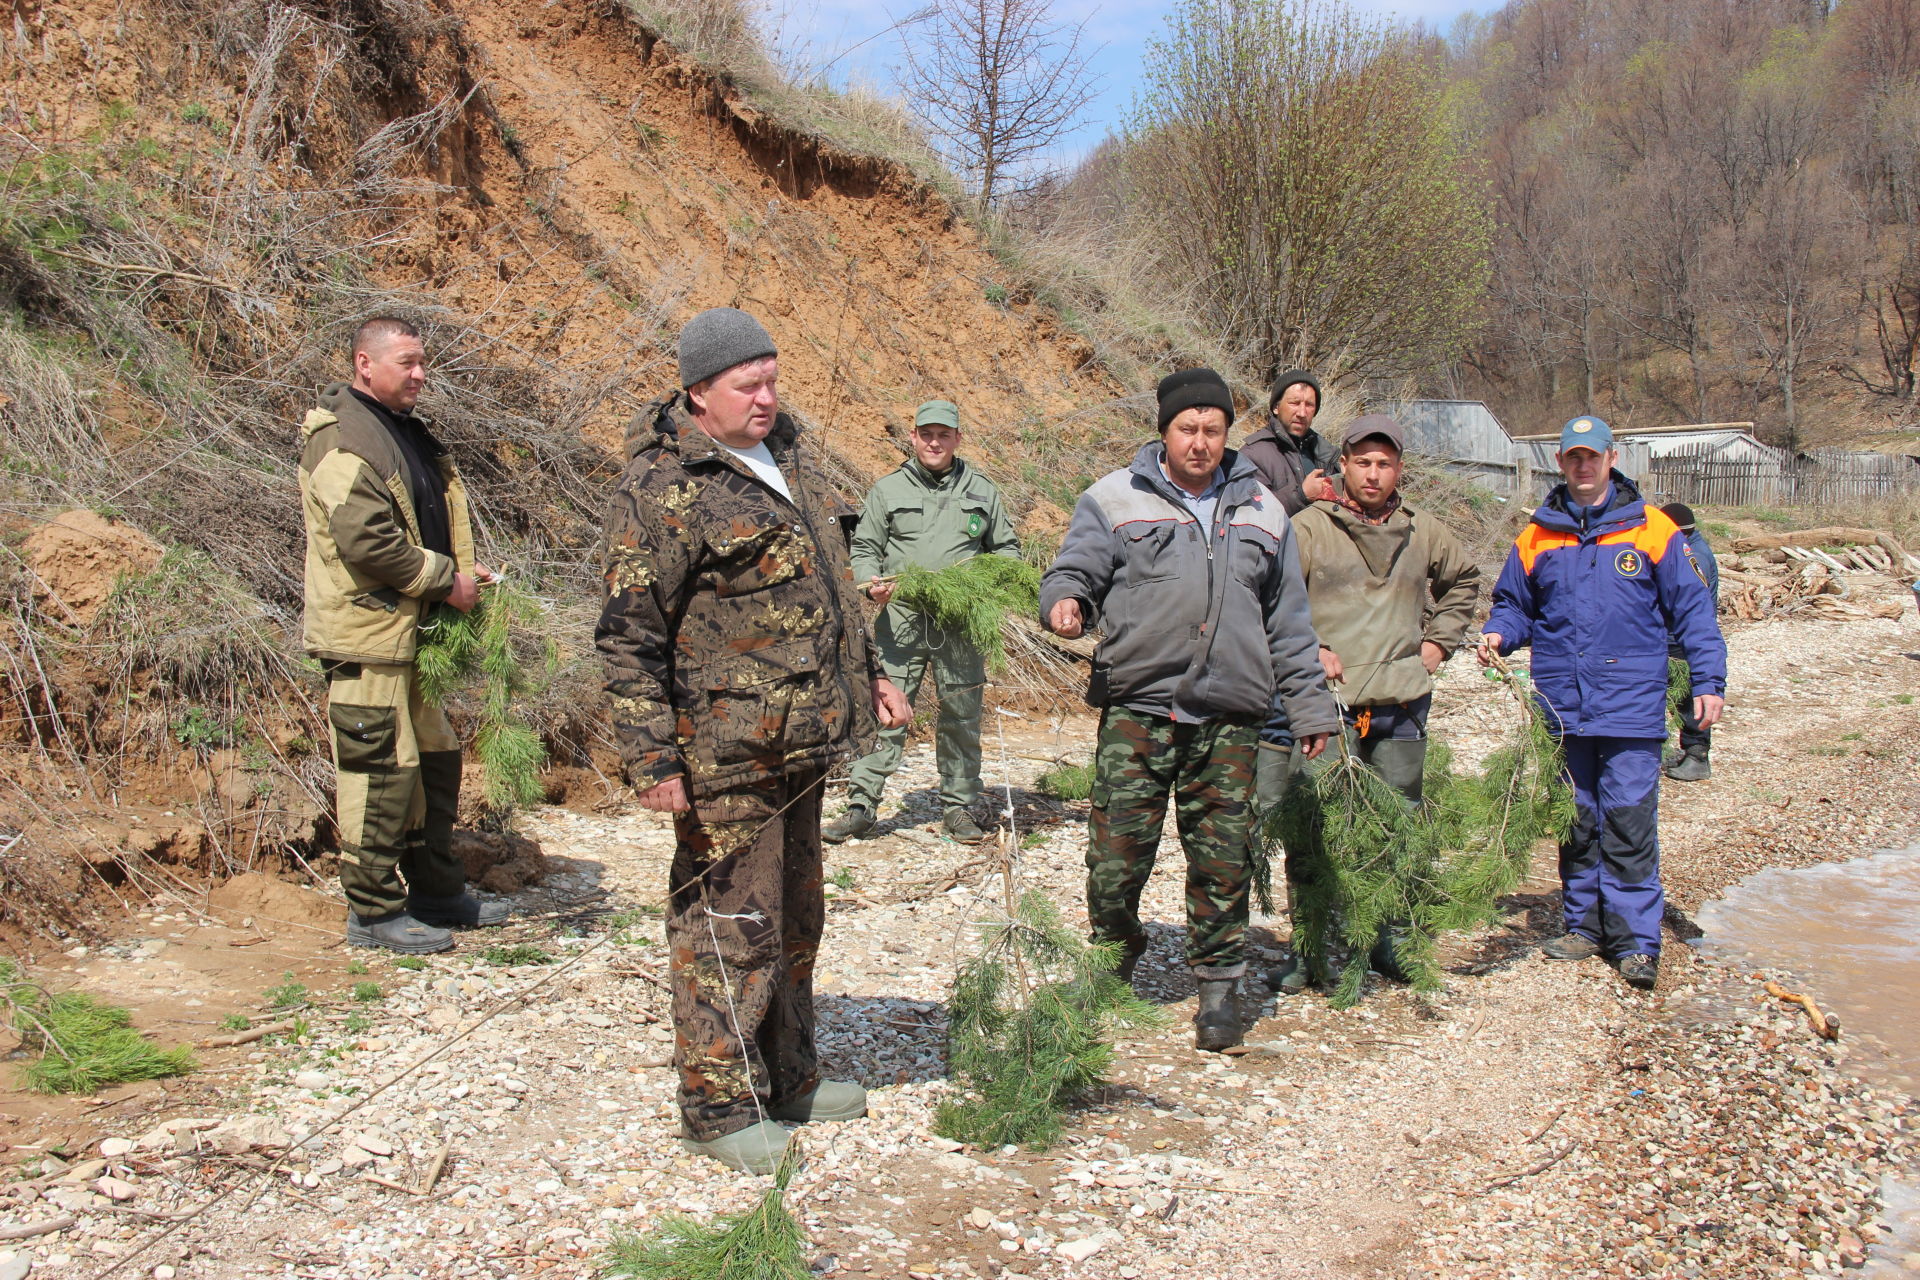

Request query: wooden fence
[{"left": 1646, "top": 443, "right": 1919, "bottom": 507}]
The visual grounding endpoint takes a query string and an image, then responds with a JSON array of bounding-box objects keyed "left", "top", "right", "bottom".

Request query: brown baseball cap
[{"left": 1342, "top": 414, "right": 1405, "bottom": 454}]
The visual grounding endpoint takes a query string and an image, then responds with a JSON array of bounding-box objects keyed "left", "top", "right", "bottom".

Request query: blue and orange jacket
[{"left": 1484, "top": 472, "right": 1726, "bottom": 737}]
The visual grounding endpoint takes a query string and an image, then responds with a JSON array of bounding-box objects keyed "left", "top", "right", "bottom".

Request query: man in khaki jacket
[
  {"left": 1267, "top": 414, "right": 1479, "bottom": 989},
  {"left": 300, "top": 317, "right": 506, "bottom": 954}
]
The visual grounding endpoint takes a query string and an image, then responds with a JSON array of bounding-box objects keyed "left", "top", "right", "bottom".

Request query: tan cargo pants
[{"left": 326, "top": 661, "right": 466, "bottom": 919}]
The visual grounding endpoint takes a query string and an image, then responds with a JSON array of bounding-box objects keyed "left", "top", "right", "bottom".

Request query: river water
[{"left": 1695, "top": 843, "right": 1920, "bottom": 1274}]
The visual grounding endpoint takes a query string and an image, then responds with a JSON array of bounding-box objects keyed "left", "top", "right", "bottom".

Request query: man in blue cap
[{"left": 1477, "top": 417, "right": 1726, "bottom": 991}]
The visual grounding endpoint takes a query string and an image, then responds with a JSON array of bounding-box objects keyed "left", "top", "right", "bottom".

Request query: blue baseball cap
[{"left": 1558, "top": 415, "right": 1613, "bottom": 453}]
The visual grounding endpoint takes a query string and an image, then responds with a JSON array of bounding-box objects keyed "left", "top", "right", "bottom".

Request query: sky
[{"left": 759, "top": 0, "right": 1483, "bottom": 169}]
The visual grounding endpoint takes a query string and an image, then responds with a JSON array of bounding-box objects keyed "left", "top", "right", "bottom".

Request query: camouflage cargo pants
[
  {"left": 1086, "top": 706, "right": 1259, "bottom": 979},
  {"left": 667, "top": 767, "right": 826, "bottom": 1141},
  {"left": 325, "top": 661, "right": 466, "bottom": 919},
  {"left": 846, "top": 605, "right": 984, "bottom": 812}
]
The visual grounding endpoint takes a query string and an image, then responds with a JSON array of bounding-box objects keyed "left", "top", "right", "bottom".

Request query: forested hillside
[{"left": 1443, "top": 0, "right": 1918, "bottom": 446}]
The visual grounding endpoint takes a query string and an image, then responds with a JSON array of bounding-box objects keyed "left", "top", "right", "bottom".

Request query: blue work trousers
[{"left": 1559, "top": 735, "right": 1665, "bottom": 958}]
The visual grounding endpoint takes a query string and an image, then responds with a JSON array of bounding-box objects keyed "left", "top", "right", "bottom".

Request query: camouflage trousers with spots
[
  {"left": 1086, "top": 707, "right": 1260, "bottom": 979},
  {"left": 667, "top": 767, "right": 827, "bottom": 1141}
]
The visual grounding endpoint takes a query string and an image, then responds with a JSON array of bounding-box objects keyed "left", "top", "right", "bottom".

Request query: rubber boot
[
  {"left": 1113, "top": 935, "right": 1149, "bottom": 985},
  {"left": 1368, "top": 921, "right": 1416, "bottom": 984},
  {"left": 407, "top": 890, "right": 508, "bottom": 928},
  {"left": 1363, "top": 737, "right": 1427, "bottom": 804},
  {"left": 822, "top": 806, "right": 874, "bottom": 843},
  {"left": 1193, "top": 978, "right": 1242, "bottom": 1052},
  {"left": 772, "top": 1080, "right": 867, "bottom": 1123},
  {"left": 681, "top": 1120, "right": 792, "bottom": 1175},
  {"left": 347, "top": 912, "right": 454, "bottom": 954},
  {"left": 1664, "top": 751, "right": 1711, "bottom": 782}
]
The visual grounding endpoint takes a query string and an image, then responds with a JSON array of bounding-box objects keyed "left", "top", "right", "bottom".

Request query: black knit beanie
[
  {"left": 1156, "top": 368, "right": 1235, "bottom": 433},
  {"left": 1267, "top": 368, "right": 1322, "bottom": 412},
  {"left": 1662, "top": 503, "right": 1697, "bottom": 531}
]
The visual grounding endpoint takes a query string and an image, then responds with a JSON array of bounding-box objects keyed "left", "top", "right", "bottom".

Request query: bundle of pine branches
[
  {"left": 414, "top": 578, "right": 554, "bottom": 811},
  {"left": 1, "top": 960, "right": 195, "bottom": 1093},
  {"left": 891, "top": 553, "right": 1041, "bottom": 671},
  {"left": 935, "top": 891, "right": 1160, "bottom": 1150},
  {"left": 1264, "top": 670, "right": 1573, "bottom": 1007},
  {"left": 602, "top": 1137, "right": 809, "bottom": 1280}
]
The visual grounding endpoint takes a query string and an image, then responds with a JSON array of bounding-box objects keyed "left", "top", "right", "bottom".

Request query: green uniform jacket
[
  {"left": 848, "top": 457, "right": 1020, "bottom": 583},
  {"left": 299, "top": 384, "right": 474, "bottom": 666},
  {"left": 594, "top": 394, "right": 880, "bottom": 798},
  {"left": 1291, "top": 501, "right": 1480, "bottom": 708}
]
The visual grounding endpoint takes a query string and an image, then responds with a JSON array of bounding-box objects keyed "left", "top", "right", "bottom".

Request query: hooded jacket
[
  {"left": 594, "top": 394, "right": 879, "bottom": 797},
  {"left": 1292, "top": 499, "right": 1480, "bottom": 707},
  {"left": 1485, "top": 471, "right": 1726, "bottom": 738},
  {"left": 1039, "top": 443, "right": 1338, "bottom": 734},
  {"left": 1238, "top": 421, "right": 1339, "bottom": 516},
  {"left": 299, "top": 384, "right": 473, "bottom": 666}
]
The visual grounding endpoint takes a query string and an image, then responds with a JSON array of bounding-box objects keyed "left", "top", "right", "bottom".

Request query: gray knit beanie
[{"left": 678, "top": 307, "right": 777, "bottom": 389}]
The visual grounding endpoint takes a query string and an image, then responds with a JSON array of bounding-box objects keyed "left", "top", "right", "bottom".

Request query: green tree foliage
[
  {"left": 1118, "top": 0, "right": 1491, "bottom": 383},
  {"left": 1, "top": 960, "right": 195, "bottom": 1094},
  {"left": 1265, "top": 670, "right": 1572, "bottom": 1007},
  {"left": 415, "top": 580, "right": 555, "bottom": 811},
  {"left": 891, "top": 553, "right": 1041, "bottom": 671},
  {"left": 601, "top": 1140, "right": 810, "bottom": 1280},
  {"left": 936, "top": 892, "right": 1160, "bottom": 1149}
]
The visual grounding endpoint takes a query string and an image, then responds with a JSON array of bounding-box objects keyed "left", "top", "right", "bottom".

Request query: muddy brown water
[{"left": 1695, "top": 843, "right": 1920, "bottom": 1275}]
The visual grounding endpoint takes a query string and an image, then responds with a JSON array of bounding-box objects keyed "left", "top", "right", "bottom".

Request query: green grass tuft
[
  {"left": 392, "top": 956, "right": 427, "bottom": 971},
  {"left": 351, "top": 981, "right": 383, "bottom": 1002},
  {"left": 482, "top": 943, "right": 553, "bottom": 967},
  {"left": 1, "top": 961, "right": 195, "bottom": 1094},
  {"left": 264, "top": 973, "right": 309, "bottom": 1010},
  {"left": 1035, "top": 760, "right": 1095, "bottom": 801}
]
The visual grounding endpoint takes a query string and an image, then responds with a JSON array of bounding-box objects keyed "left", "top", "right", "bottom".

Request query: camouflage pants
[
  {"left": 667, "top": 768, "right": 826, "bottom": 1141},
  {"left": 846, "top": 605, "right": 984, "bottom": 812},
  {"left": 1086, "top": 707, "right": 1258, "bottom": 978},
  {"left": 325, "top": 661, "right": 466, "bottom": 919}
]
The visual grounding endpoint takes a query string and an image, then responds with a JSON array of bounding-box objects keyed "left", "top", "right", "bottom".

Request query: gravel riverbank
[{"left": 0, "top": 592, "right": 1915, "bottom": 1279}]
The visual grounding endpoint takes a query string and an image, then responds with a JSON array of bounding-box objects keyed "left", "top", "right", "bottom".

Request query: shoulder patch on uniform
[{"left": 1685, "top": 543, "right": 1709, "bottom": 589}]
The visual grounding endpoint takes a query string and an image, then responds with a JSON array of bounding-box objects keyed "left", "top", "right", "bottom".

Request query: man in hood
[
  {"left": 595, "top": 307, "right": 911, "bottom": 1175},
  {"left": 1478, "top": 417, "right": 1726, "bottom": 992},
  {"left": 1041, "top": 368, "right": 1337, "bottom": 1051}
]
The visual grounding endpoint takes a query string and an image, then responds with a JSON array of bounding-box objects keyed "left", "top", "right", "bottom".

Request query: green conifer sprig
[
  {"left": 891, "top": 554, "right": 1041, "bottom": 671},
  {"left": 414, "top": 579, "right": 555, "bottom": 811},
  {"left": 935, "top": 892, "right": 1161, "bottom": 1150},
  {"left": 601, "top": 1138, "right": 810, "bottom": 1280},
  {"left": 1265, "top": 673, "right": 1572, "bottom": 1007},
  {"left": 0, "top": 961, "right": 195, "bottom": 1093}
]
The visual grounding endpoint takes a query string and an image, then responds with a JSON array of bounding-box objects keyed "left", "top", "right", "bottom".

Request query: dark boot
[
  {"left": 348, "top": 911, "right": 454, "bottom": 954},
  {"left": 1193, "top": 978, "right": 1242, "bottom": 1052},
  {"left": 1664, "top": 751, "right": 1711, "bottom": 782},
  {"left": 1113, "top": 935, "right": 1149, "bottom": 985},
  {"left": 1264, "top": 951, "right": 1309, "bottom": 995},
  {"left": 1368, "top": 922, "right": 1415, "bottom": 984},
  {"left": 941, "top": 808, "right": 988, "bottom": 843},
  {"left": 407, "top": 890, "right": 508, "bottom": 928},
  {"left": 822, "top": 806, "right": 874, "bottom": 843},
  {"left": 1616, "top": 953, "right": 1658, "bottom": 991},
  {"left": 1542, "top": 931, "right": 1602, "bottom": 960}
]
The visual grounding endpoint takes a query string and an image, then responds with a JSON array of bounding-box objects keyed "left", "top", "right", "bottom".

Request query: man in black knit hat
[
  {"left": 1238, "top": 369, "right": 1338, "bottom": 516},
  {"left": 1041, "top": 368, "right": 1336, "bottom": 1051}
]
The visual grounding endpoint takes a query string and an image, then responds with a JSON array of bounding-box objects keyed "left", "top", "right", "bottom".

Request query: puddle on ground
[{"left": 1694, "top": 844, "right": 1920, "bottom": 1275}]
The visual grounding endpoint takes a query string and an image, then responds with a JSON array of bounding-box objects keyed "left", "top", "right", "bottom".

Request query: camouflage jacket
[{"left": 594, "top": 394, "right": 879, "bottom": 798}]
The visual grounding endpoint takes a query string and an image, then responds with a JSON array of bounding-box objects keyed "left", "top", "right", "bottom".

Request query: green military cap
[{"left": 914, "top": 400, "right": 961, "bottom": 430}]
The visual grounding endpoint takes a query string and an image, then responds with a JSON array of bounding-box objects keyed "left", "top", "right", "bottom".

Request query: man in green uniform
[{"left": 826, "top": 400, "right": 1020, "bottom": 844}]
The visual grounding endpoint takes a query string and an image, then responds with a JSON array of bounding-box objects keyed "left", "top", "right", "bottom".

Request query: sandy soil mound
[
  {"left": 451, "top": 829, "right": 551, "bottom": 894},
  {"left": 208, "top": 871, "right": 342, "bottom": 935},
  {"left": 22, "top": 509, "right": 164, "bottom": 624}
]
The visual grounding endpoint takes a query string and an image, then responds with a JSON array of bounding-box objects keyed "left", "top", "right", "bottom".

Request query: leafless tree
[{"left": 896, "top": 0, "right": 1101, "bottom": 208}]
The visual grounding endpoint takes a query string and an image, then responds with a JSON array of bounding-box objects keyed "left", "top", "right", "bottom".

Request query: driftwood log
[{"left": 1730, "top": 527, "right": 1920, "bottom": 574}]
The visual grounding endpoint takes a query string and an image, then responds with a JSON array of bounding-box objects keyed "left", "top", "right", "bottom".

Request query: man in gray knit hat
[{"left": 596, "top": 306, "right": 911, "bottom": 1175}]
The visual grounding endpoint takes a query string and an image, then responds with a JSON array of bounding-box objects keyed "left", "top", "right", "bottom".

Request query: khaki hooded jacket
[{"left": 299, "top": 384, "right": 473, "bottom": 666}]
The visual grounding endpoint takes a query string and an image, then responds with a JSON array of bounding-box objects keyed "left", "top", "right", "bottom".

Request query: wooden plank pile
[{"left": 1719, "top": 527, "right": 1919, "bottom": 622}]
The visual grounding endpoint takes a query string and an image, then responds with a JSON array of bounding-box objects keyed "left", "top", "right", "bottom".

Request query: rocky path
[{"left": 2, "top": 586, "right": 1917, "bottom": 1280}]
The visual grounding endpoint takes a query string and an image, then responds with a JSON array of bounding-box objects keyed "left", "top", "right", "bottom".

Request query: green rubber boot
[
  {"left": 772, "top": 1079, "right": 868, "bottom": 1123},
  {"left": 681, "top": 1120, "right": 792, "bottom": 1174}
]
